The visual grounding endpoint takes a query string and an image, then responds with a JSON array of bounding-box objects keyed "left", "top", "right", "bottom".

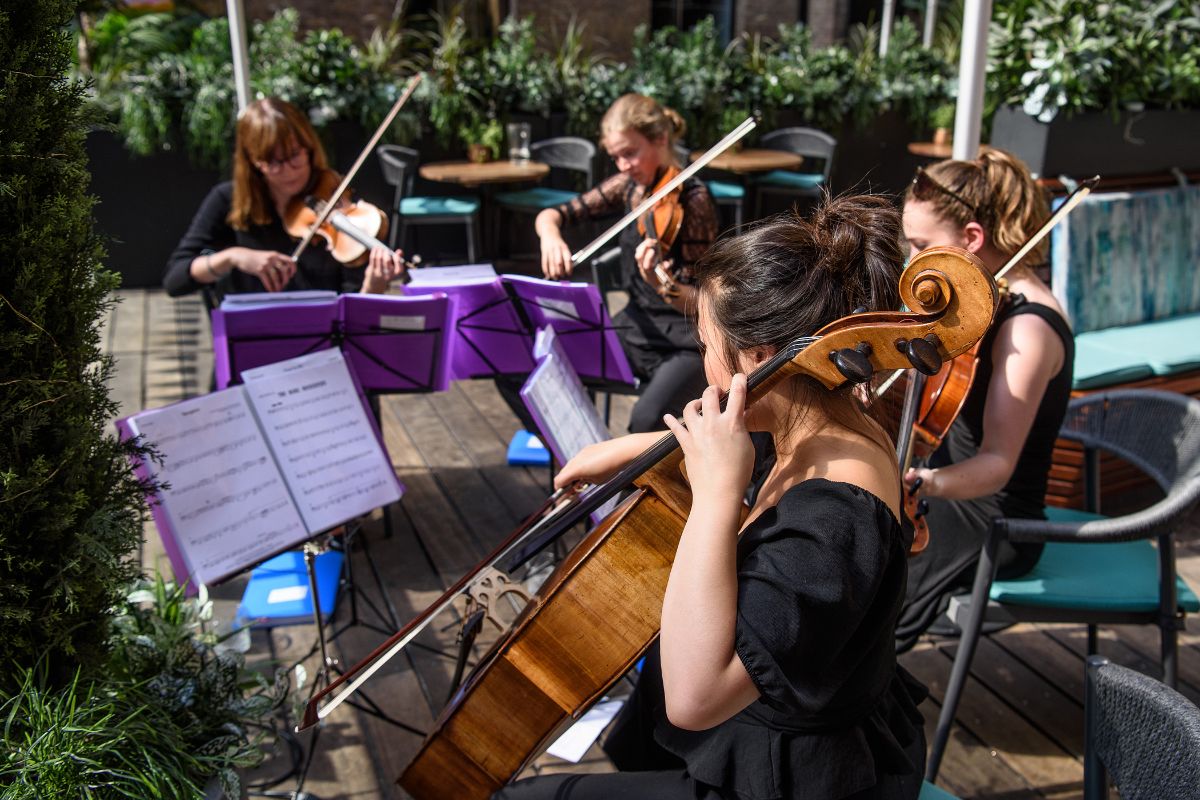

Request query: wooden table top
[
  {"left": 419, "top": 159, "right": 550, "bottom": 186},
  {"left": 907, "top": 141, "right": 955, "bottom": 159},
  {"left": 691, "top": 148, "right": 804, "bottom": 174}
]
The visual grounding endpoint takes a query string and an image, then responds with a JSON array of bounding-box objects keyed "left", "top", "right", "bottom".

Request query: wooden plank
[{"left": 899, "top": 645, "right": 1043, "bottom": 798}]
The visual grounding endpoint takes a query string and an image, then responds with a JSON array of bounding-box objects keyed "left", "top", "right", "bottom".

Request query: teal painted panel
[{"left": 1051, "top": 186, "right": 1200, "bottom": 334}]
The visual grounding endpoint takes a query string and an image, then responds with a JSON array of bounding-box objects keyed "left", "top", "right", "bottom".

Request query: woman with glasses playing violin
[
  {"left": 894, "top": 147, "right": 1075, "bottom": 652},
  {"left": 164, "top": 97, "right": 405, "bottom": 298},
  {"left": 535, "top": 93, "right": 719, "bottom": 433}
]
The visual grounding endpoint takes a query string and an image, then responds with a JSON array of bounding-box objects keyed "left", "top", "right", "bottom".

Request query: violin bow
[
  {"left": 290, "top": 73, "right": 422, "bottom": 261},
  {"left": 569, "top": 117, "right": 757, "bottom": 267},
  {"left": 878, "top": 174, "right": 1100, "bottom": 400}
]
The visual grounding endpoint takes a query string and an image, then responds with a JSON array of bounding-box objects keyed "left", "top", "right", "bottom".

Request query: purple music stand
[
  {"left": 502, "top": 275, "right": 636, "bottom": 387},
  {"left": 339, "top": 293, "right": 456, "bottom": 393},
  {"left": 402, "top": 277, "right": 536, "bottom": 379},
  {"left": 212, "top": 299, "right": 339, "bottom": 389}
]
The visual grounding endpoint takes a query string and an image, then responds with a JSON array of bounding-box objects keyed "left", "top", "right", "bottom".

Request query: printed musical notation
[
  {"left": 123, "top": 348, "right": 402, "bottom": 590},
  {"left": 242, "top": 349, "right": 401, "bottom": 534},
  {"left": 128, "top": 389, "right": 306, "bottom": 587}
]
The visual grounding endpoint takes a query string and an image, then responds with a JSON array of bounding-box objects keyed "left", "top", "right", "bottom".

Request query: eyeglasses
[
  {"left": 911, "top": 166, "right": 976, "bottom": 215},
  {"left": 257, "top": 148, "right": 307, "bottom": 173}
]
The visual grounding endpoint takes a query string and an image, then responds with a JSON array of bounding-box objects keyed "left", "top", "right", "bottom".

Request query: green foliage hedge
[{"left": 0, "top": 0, "right": 146, "bottom": 688}]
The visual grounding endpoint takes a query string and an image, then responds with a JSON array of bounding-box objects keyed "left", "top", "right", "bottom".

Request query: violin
[
  {"left": 283, "top": 168, "right": 391, "bottom": 267},
  {"left": 894, "top": 175, "right": 1100, "bottom": 547},
  {"left": 636, "top": 165, "right": 686, "bottom": 296},
  {"left": 298, "top": 247, "right": 998, "bottom": 799}
]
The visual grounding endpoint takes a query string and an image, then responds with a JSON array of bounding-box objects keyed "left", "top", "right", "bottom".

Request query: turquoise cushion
[
  {"left": 920, "top": 781, "right": 960, "bottom": 800},
  {"left": 400, "top": 196, "right": 480, "bottom": 216},
  {"left": 706, "top": 180, "right": 745, "bottom": 200},
  {"left": 1079, "top": 312, "right": 1200, "bottom": 379},
  {"left": 755, "top": 170, "right": 825, "bottom": 190},
  {"left": 990, "top": 507, "right": 1200, "bottom": 612},
  {"left": 1073, "top": 335, "right": 1156, "bottom": 390},
  {"left": 494, "top": 187, "right": 578, "bottom": 210}
]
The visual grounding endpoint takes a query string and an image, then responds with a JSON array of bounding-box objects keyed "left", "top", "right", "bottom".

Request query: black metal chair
[
  {"left": 752, "top": 127, "right": 836, "bottom": 217},
  {"left": 588, "top": 246, "right": 639, "bottom": 427},
  {"left": 1084, "top": 655, "right": 1200, "bottom": 799},
  {"left": 376, "top": 144, "right": 481, "bottom": 263},
  {"left": 675, "top": 142, "right": 744, "bottom": 234},
  {"left": 494, "top": 136, "right": 596, "bottom": 216},
  {"left": 926, "top": 388, "right": 1200, "bottom": 782}
]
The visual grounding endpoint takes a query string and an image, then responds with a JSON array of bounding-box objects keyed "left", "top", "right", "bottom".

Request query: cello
[{"left": 299, "top": 247, "right": 999, "bottom": 798}]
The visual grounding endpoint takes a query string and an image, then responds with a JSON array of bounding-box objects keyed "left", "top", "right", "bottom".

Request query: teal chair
[
  {"left": 495, "top": 136, "right": 595, "bottom": 215},
  {"left": 752, "top": 127, "right": 835, "bottom": 217},
  {"left": 376, "top": 144, "right": 481, "bottom": 263},
  {"left": 926, "top": 389, "right": 1200, "bottom": 782},
  {"left": 919, "top": 781, "right": 960, "bottom": 799}
]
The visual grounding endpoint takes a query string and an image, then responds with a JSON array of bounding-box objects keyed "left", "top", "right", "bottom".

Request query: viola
[
  {"left": 283, "top": 168, "right": 392, "bottom": 266},
  {"left": 297, "top": 247, "right": 998, "bottom": 800}
]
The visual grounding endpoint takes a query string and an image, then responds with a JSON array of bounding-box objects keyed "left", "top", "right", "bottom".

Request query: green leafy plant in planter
[
  {"left": 989, "top": 0, "right": 1200, "bottom": 122},
  {"left": 459, "top": 113, "right": 504, "bottom": 162},
  {"left": 629, "top": 18, "right": 731, "bottom": 146},
  {"left": 1, "top": 578, "right": 288, "bottom": 799}
]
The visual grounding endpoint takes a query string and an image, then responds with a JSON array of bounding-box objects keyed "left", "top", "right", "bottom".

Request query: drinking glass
[{"left": 507, "top": 122, "right": 531, "bottom": 163}]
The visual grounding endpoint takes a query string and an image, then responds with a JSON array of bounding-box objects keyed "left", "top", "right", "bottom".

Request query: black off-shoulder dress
[{"left": 496, "top": 479, "right": 927, "bottom": 800}]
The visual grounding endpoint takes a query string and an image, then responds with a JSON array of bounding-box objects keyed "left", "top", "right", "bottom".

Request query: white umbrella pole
[
  {"left": 923, "top": 0, "right": 938, "bottom": 47},
  {"left": 953, "top": 0, "right": 992, "bottom": 160},
  {"left": 880, "top": 0, "right": 896, "bottom": 57},
  {"left": 226, "top": 0, "right": 252, "bottom": 113}
]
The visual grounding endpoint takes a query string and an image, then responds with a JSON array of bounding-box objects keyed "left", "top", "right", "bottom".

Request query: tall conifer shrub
[{"left": 0, "top": 1, "right": 146, "bottom": 689}]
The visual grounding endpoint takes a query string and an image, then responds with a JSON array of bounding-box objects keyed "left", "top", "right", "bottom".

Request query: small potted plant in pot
[
  {"left": 460, "top": 114, "right": 503, "bottom": 163},
  {"left": 930, "top": 103, "right": 955, "bottom": 146}
]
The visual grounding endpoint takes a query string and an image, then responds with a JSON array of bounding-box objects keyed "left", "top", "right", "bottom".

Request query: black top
[
  {"left": 649, "top": 479, "right": 926, "bottom": 799},
  {"left": 163, "top": 181, "right": 363, "bottom": 297},
  {"left": 934, "top": 296, "right": 1076, "bottom": 520},
  {"left": 554, "top": 169, "right": 718, "bottom": 352}
]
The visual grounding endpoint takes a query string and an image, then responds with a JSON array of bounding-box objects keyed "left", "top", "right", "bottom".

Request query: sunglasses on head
[{"left": 911, "top": 166, "right": 976, "bottom": 215}]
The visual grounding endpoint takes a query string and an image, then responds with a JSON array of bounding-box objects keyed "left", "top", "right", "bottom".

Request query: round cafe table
[
  {"left": 690, "top": 148, "right": 803, "bottom": 174},
  {"left": 419, "top": 159, "right": 550, "bottom": 187},
  {"left": 907, "top": 141, "right": 954, "bottom": 159},
  {"left": 419, "top": 159, "right": 551, "bottom": 259}
]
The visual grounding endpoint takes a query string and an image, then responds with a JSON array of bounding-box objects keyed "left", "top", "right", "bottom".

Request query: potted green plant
[
  {"left": 988, "top": 0, "right": 1200, "bottom": 176},
  {"left": 460, "top": 114, "right": 503, "bottom": 163},
  {"left": 930, "top": 103, "right": 956, "bottom": 146}
]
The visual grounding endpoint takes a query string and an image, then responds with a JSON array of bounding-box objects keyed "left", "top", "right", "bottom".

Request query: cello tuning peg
[
  {"left": 830, "top": 344, "right": 873, "bottom": 384},
  {"left": 905, "top": 335, "right": 942, "bottom": 376},
  {"left": 916, "top": 498, "right": 930, "bottom": 518}
]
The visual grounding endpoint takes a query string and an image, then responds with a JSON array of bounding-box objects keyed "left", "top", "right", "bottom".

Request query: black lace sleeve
[{"left": 555, "top": 172, "right": 631, "bottom": 226}]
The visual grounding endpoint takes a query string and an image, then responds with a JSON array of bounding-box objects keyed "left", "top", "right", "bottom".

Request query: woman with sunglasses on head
[
  {"left": 894, "top": 147, "right": 1075, "bottom": 652},
  {"left": 164, "top": 97, "right": 405, "bottom": 298},
  {"left": 495, "top": 195, "right": 927, "bottom": 800},
  {"left": 534, "top": 93, "right": 719, "bottom": 433}
]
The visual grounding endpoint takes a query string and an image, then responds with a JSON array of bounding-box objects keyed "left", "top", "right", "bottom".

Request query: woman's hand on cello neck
[{"left": 662, "top": 375, "right": 755, "bottom": 506}]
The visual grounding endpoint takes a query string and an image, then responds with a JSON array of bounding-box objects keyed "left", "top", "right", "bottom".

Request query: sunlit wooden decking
[{"left": 103, "top": 288, "right": 1200, "bottom": 800}]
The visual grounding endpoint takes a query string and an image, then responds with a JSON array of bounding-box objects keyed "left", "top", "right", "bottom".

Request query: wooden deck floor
[{"left": 102, "top": 288, "right": 1200, "bottom": 800}]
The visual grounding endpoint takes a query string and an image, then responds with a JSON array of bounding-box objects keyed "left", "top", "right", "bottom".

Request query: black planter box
[{"left": 990, "top": 105, "right": 1200, "bottom": 179}]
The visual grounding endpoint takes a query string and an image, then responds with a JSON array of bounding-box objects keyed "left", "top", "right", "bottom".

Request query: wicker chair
[
  {"left": 1084, "top": 655, "right": 1200, "bottom": 799},
  {"left": 926, "top": 389, "right": 1200, "bottom": 782}
]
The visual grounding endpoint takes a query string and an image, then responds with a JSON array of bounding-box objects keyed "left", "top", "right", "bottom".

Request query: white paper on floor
[{"left": 545, "top": 699, "right": 625, "bottom": 763}]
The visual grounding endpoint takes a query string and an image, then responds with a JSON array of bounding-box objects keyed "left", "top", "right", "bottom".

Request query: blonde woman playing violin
[
  {"left": 534, "top": 94, "right": 719, "bottom": 433},
  {"left": 165, "top": 98, "right": 405, "bottom": 298},
  {"left": 895, "top": 147, "right": 1075, "bottom": 651}
]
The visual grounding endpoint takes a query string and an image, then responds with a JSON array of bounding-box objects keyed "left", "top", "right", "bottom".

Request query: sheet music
[
  {"left": 242, "top": 349, "right": 402, "bottom": 533},
  {"left": 127, "top": 389, "right": 308, "bottom": 587},
  {"left": 220, "top": 290, "right": 337, "bottom": 309},
  {"left": 521, "top": 327, "right": 619, "bottom": 521},
  {"left": 405, "top": 263, "right": 497, "bottom": 286}
]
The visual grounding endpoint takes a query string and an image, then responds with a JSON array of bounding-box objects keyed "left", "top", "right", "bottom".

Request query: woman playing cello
[
  {"left": 894, "top": 147, "right": 1075, "bottom": 651},
  {"left": 164, "top": 97, "right": 406, "bottom": 298},
  {"left": 535, "top": 93, "right": 719, "bottom": 433},
  {"left": 497, "top": 195, "right": 927, "bottom": 800}
]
